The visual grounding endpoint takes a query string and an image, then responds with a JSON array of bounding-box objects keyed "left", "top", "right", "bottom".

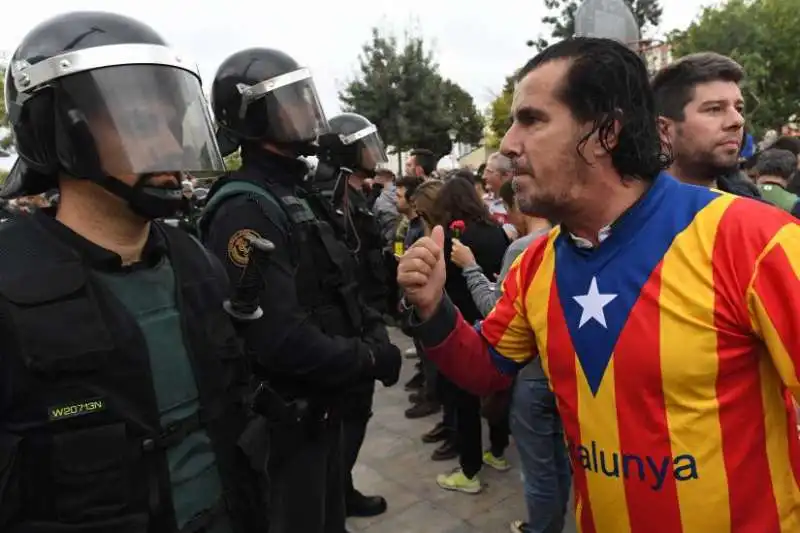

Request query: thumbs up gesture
[{"left": 397, "top": 225, "right": 447, "bottom": 320}]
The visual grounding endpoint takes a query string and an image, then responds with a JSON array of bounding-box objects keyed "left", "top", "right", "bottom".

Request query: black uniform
[
  {"left": 0, "top": 12, "right": 268, "bottom": 532},
  {"left": 202, "top": 48, "right": 400, "bottom": 533},
  {"left": 0, "top": 213, "right": 267, "bottom": 532},
  {"left": 201, "top": 149, "right": 397, "bottom": 533},
  {"left": 315, "top": 112, "right": 394, "bottom": 518},
  {"left": 334, "top": 184, "right": 389, "bottom": 316}
]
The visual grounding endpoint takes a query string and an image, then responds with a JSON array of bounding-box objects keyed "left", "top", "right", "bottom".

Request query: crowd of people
[
  {"left": 397, "top": 40, "right": 800, "bottom": 533},
  {"left": 0, "top": 8, "right": 799, "bottom": 533}
]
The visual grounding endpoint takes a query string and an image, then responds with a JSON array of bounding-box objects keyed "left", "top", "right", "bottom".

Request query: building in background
[
  {"left": 458, "top": 145, "right": 494, "bottom": 170},
  {"left": 641, "top": 40, "right": 672, "bottom": 76}
]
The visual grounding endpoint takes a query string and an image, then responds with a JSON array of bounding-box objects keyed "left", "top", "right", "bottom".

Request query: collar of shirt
[
  {"left": 569, "top": 225, "right": 611, "bottom": 249},
  {"left": 33, "top": 209, "right": 167, "bottom": 272},
  {"left": 562, "top": 173, "right": 662, "bottom": 250}
]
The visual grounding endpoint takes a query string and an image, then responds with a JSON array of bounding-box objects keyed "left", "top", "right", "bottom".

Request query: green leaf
[{"left": 339, "top": 27, "right": 485, "bottom": 161}]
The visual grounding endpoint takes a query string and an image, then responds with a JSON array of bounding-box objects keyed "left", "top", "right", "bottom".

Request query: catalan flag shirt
[{"left": 412, "top": 172, "right": 800, "bottom": 533}]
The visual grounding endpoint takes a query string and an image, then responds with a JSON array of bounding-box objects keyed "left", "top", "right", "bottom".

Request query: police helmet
[
  {"left": 2, "top": 11, "right": 225, "bottom": 219},
  {"left": 318, "top": 113, "right": 388, "bottom": 177},
  {"left": 212, "top": 48, "right": 328, "bottom": 156}
]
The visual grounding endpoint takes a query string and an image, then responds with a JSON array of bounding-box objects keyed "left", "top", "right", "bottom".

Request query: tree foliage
[
  {"left": 339, "top": 28, "right": 484, "bottom": 160},
  {"left": 486, "top": 75, "right": 516, "bottom": 148},
  {"left": 669, "top": 0, "right": 800, "bottom": 135}
]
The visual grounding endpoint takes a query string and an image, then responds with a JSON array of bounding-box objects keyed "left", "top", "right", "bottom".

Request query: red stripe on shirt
[
  {"left": 546, "top": 279, "right": 596, "bottom": 533},
  {"left": 613, "top": 264, "right": 683, "bottom": 531},
  {"left": 714, "top": 202, "right": 781, "bottom": 532}
]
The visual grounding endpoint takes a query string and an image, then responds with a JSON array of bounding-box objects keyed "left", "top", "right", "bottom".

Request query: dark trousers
[
  {"left": 450, "top": 384, "right": 510, "bottom": 479},
  {"left": 418, "top": 339, "right": 439, "bottom": 403},
  {"left": 267, "top": 418, "right": 345, "bottom": 533},
  {"left": 341, "top": 381, "right": 375, "bottom": 500}
]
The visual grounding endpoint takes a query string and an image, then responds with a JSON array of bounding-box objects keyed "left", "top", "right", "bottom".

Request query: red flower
[{"left": 449, "top": 219, "right": 466, "bottom": 238}]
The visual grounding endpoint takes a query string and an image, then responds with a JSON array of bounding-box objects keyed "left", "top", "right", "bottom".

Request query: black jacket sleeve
[{"left": 204, "top": 194, "right": 372, "bottom": 388}]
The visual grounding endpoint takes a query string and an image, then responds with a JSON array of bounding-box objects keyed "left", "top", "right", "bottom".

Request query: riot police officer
[
  {"left": 199, "top": 48, "right": 402, "bottom": 533},
  {"left": 0, "top": 12, "right": 268, "bottom": 532},
  {"left": 316, "top": 113, "right": 390, "bottom": 317},
  {"left": 315, "top": 113, "right": 392, "bottom": 518}
]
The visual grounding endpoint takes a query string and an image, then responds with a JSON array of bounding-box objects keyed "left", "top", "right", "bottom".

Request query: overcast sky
[{"left": 2, "top": 0, "right": 712, "bottom": 118}]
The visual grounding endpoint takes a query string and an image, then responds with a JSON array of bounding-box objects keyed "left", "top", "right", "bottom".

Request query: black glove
[
  {"left": 366, "top": 341, "right": 401, "bottom": 387},
  {"left": 363, "top": 321, "right": 390, "bottom": 346}
]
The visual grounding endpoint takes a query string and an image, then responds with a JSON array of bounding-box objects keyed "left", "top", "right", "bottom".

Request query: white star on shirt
[{"left": 573, "top": 277, "right": 618, "bottom": 328}]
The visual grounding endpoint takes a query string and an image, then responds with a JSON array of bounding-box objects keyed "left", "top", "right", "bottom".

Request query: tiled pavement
[{"left": 347, "top": 328, "right": 577, "bottom": 533}]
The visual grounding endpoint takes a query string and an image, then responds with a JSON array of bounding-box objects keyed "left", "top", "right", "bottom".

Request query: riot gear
[
  {"left": 315, "top": 113, "right": 388, "bottom": 201},
  {"left": 314, "top": 114, "right": 392, "bottom": 518},
  {"left": 317, "top": 113, "right": 388, "bottom": 178},
  {"left": 3, "top": 11, "right": 224, "bottom": 219},
  {"left": 211, "top": 48, "right": 328, "bottom": 157}
]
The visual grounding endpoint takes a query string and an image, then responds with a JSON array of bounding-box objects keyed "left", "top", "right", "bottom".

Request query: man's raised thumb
[{"left": 431, "top": 225, "right": 445, "bottom": 250}]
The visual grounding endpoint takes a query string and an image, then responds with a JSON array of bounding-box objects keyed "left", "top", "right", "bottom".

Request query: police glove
[
  {"left": 366, "top": 341, "right": 402, "bottom": 387},
  {"left": 363, "top": 322, "right": 390, "bottom": 346}
]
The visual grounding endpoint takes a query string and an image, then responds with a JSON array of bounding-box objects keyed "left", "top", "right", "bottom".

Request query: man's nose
[
  {"left": 499, "top": 122, "right": 521, "bottom": 159},
  {"left": 725, "top": 107, "right": 745, "bottom": 130}
]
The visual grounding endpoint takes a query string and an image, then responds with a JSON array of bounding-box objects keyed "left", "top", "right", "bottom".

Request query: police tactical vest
[
  {"left": 200, "top": 170, "right": 364, "bottom": 337},
  {"left": 334, "top": 189, "right": 387, "bottom": 313},
  {"left": 0, "top": 216, "right": 266, "bottom": 533}
]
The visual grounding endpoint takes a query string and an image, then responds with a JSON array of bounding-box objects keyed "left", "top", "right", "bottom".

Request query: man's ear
[
  {"left": 657, "top": 116, "right": 674, "bottom": 144},
  {"left": 592, "top": 115, "right": 622, "bottom": 158}
]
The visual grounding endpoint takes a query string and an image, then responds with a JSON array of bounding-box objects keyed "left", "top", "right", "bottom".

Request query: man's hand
[{"left": 397, "top": 225, "right": 446, "bottom": 320}]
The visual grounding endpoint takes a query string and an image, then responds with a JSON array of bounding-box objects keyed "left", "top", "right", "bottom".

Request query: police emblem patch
[{"left": 228, "top": 229, "right": 262, "bottom": 268}]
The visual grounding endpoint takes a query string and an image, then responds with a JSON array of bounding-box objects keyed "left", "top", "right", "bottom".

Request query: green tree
[
  {"left": 486, "top": 75, "right": 516, "bottom": 148},
  {"left": 669, "top": 0, "right": 799, "bottom": 135},
  {"left": 442, "top": 79, "right": 484, "bottom": 147},
  {"left": 536, "top": 0, "right": 663, "bottom": 49},
  {"left": 340, "top": 28, "right": 484, "bottom": 165}
]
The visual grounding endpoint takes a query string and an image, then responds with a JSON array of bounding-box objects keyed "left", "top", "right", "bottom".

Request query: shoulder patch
[{"left": 227, "top": 228, "right": 262, "bottom": 268}]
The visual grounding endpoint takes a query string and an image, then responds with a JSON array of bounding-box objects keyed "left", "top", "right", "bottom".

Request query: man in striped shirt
[{"left": 398, "top": 37, "right": 800, "bottom": 533}]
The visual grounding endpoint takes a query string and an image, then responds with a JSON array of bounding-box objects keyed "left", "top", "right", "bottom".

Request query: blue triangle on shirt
[{"left": 554, "top": 174, "right": 720, "bottom": 396}]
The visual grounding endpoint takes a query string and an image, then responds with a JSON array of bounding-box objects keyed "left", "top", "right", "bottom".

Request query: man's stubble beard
[{"left": 674, "top": 134, "right": 738, "bottom": 185}]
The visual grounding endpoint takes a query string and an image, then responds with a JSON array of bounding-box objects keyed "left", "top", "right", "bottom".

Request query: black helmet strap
[{"left": 96, "top": 173, "right": 186, "bottom": 220}]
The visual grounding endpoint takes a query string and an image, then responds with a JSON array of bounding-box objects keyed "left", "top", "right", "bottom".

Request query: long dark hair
[
  {"left": 431, "top": 176, "right": 493, "bottom": 227},
  {"left": 519, "top": 37, "right": 670, "bottom": 181}
]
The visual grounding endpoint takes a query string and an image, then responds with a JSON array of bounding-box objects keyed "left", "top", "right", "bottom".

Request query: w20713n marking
[{"left": 49, "top": 399, "right": 106, "bottom": 421}]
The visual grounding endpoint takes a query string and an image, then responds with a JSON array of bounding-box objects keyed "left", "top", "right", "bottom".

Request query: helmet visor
[
  {"left": 57, "top": 65, "right": 225, "bottom": 178},
  {"left": 352, "top": 128, "right": 389, "bottom": 171},
  {"left": 243, "top": 68, "right": 328, "bottom": 144}
]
